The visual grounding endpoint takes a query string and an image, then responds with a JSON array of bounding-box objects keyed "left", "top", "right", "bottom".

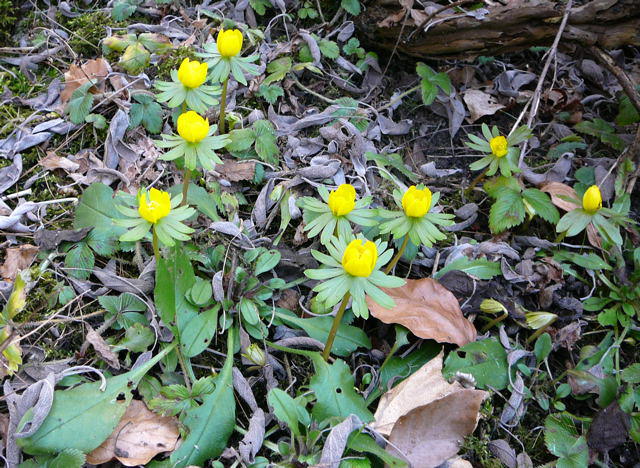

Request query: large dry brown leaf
[
  {"left": 86, "top": 400, "right": 179, "bottom": 466},
  {"left": 0, "top": 245, "right": 39, "bottom": 281},
  {"left": 373, "top": 353, "right": 462, "bottom": 436},
  {"left": 217, "top": 160, "right": 256, "bottom": 182},
  {"left": 463, "top": 89, "right": 505, "bottom": 123},
  {"left": 61, "top": 58, "right": 111, "bottom": 104},
  {"left": 366, "top": 278, "right": 476, "bottom": 346},
  {"left": 387, "top": 388, "right": 488, "bottom": 467}
]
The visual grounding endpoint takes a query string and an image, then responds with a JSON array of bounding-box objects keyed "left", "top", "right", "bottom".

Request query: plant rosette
[
  {"left": 155, "top": 65, "right": 222, "bottom": 114},
  {"left": 304, "top": 235, "right": 405, "bottom": 319},
  {"left": 155, "top": 111, "right": 230, "bottom": 171},
  {"left": 465, "top": 124, "right": 532, "bottom": 177},
  {"left": 298, "top": 184, "right": 377, "bottom": 245},
  {"left": 197, "top": 29, "right": 260, "bottom": 85},
  {"left": 556, "top": 185, "right": 630, "bottom": 245},
  {"left": 378, "top": 185, "right": 454, "bottom": 247},
  {"left": 115, "top": 188, "right": 196, "bottom": 247}
]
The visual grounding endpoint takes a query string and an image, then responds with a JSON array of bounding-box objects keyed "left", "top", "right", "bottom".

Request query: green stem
[
  {"left": 181, "top": 101, "right": 187, "bottom": 113},
  {"left": 218, "top": 76, "right": 229, "bottom": 135},
  {"left": 152, "top": 227, "right": 161, "bottom": 262},
  {"left": 384, "top": 235, "right": 409, "bottom": 275},
  {"left": 481, "top": 311, "right": 508, "bottom": 333},
  {"left": 465, "top": 167, "right": 489, "bottom": 196},
  {"left": 526, "top": 315, "right": 558, "bottom": 344},
  {"left": 180, "top": 169, "right": 191, "bottom": 207},
  {"left": 322, "top": 292, "right": 351, "bottom": 361},
  {"left": 176, "top": 346, "right": 194, "bottom": 390},
  {"left": 554, "top": 230, "right": 567, "bottom": 244},
  {"left": 376, "top": 84, "right": 421, "bottom": 112}
]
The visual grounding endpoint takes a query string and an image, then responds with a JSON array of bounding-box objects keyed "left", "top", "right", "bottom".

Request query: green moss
[
  {"left": 0, "top": 0, "right": 17, "bottom": 46},
  {"left": 61, "top": 11, "right": 127, "bottom": 57},
  {"left": 155, "top": 46, "right": 197, "bottom": 80}
]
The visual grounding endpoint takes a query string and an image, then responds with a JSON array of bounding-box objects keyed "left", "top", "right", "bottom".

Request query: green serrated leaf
[
  {"left": 73, "top": 183, "right": 125, "bottom": 252},
  {"left": 64, "top": 242, "right": 94, "bottom": 280},
  {"left": 257, "top": 83, "right": 284, "bottom": 105},
  {"left": 130, "top": 94, "right": 163, "bottom": 133},
  {"left": 319, "top": 39, "right": 340, "bottom": 59},
  {"left": 443, "top": 338, "right": 509, "bottom": 390},
  {"left": 522, "top": 188, "right": 559, "bottom": 224},
  {"left": 341, "top": 0, "right": 361, "bottom": 16},
  {"left": 112, "top": 0, "right": 139, "bottom": 21},
  {"left": 67, "top": 82, "right": 94, "bottom": 124},
  {"left": 253, "top": 120, "right": 278, "bottom": 164},
  {"left": 489, "top": 189, "right": 526, "bottom": 233}
]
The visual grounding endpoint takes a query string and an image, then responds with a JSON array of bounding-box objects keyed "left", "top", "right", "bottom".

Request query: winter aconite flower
[
  {"left": 465, "top": 124, "right": 532, "bottom": 177},
  {"left": 298, "top": 184, "right": 377, "bottom": 245},
  {"left": 217, "top": 29, "right": 243, "bottom": 58},
  {"left": 489, "top": 135, "right": 508, "bottom": 158},
  {"left": 305, "top": 235, "right": 404, "bottom": 318},
  {"left": 402, "top": 186, "right": 432, "bottom": 218},
  {"left": 138, "top": 188, "right": 171, "bottom": 223},
  {"left": 156, "top": 112, "right": 229, "bottom": 171},
  {"left": 342, "top": 239, "right": 377, "bottom": 277},
  {"left": 556, "top": 184, "right": 629, "bottom": 246},
  {"left": 116, "top": 188, "right": 196, "bottom": 247},
  {"left": 582, "top": 185, "right": 602, "bottom": 214},
  {"left": 379, "top": 185, "right": 453, "bottom": 248},
  {"left": 177, "top": 111, "right": 209, "bottom": 143},
  {"left": 328, "top": 184, "right": 356, "bottom": 216},
  {"left": 177, "top": 58, "right": 208, "bottom": 88}
]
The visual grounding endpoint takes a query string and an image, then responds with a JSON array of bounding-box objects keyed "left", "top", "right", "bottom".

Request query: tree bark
[{"left": 358, "top": 0, "right": 640, "bottom": 59}]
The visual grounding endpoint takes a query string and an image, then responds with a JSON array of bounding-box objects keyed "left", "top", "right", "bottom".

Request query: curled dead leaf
[
  {"left": 61, "top": 58, "right": 111, "bottom": 105},
  {"left": 366, "top": 278, "right": 476, "bottom": 347},
  {"left": 86, "top": 400, "right": 179, "bottom": 466},
  {"left": 463, "top": 89, "right": 505, "bottom": 123},
  {"left": 0, "top": 244, "right": 39, "bottom": 281}
]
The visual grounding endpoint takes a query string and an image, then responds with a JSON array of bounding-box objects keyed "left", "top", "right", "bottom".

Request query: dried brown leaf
[
  {"left": 85, "top": 326, "right": 120, "bottom": 370},
  {"left": 40, "top": 151, "right": 80, "bottom": 172},
  {"left": 387, "top": 388, "right": 488, "bottom": 467},
  {"left": 217, "top": 160, "right": 256, "bottom": 182},
  {"left": 0, "top": 244, "right": 39, "bottom": 281},
  {"left": 372, "top": 353, "right": 463, "bottom": 436},
  {"left": 366, "top": 278, "right": 476, "bottom": 346},
  {"left": 463, "top": 89, "right": 505, "bottom": 123},
  {"left": 86, "top": 400, "right": 179, "bottom": 466},
  {"left": 61, "top": 58, "right": 111, "bottom": 105}
]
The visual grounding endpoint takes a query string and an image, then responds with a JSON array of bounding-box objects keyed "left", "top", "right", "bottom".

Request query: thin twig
[{"left": 407, "top": 0, "right": 485, "bottom": 42}]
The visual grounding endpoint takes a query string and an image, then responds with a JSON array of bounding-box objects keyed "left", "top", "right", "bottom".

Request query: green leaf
[
  {"left": 67, "top": 82, "right": 94, "bottom": 125},
  {"left": 130, "top": 94, "right": 163, "bottom": 133},
  {"left": 534, "top": 333, "right": 552, "bottom": 362},
  {"left": 64, "top": 242, "right": 94, "bottom": 280},
  {"left": 155, "top": 246, "right": 198, "bottom": 332},
  {"left": 544, "top": 414, "right": 588, "bottom": 468},
  {"left": 489, "top": 189, "right": 526, "bottom": 233},
  {"left": 319, "top": 39, "right": 340, "bottom": 59},
  {"left": 120, "top": 42, "right": 150, "bottom": 75},
  {"left": 180, "top": 307, "right": 218, "bottom": 358},
  {"left": 170, "top": 333, "right": 235, "bottom": 466},
  {"left": 574, "top": 118, "right": 625, "bottom": 151},
  {"left": 112, "top": 0, "right": 139, "bottom": 21},
  {"left": 253, "top": 120, "right": 278, "bottom": 164},
  {"left": 73, "top": 183, "right": 125, "bottom": 253},
  {"left": 114, "top": 322, "right": 154, "bottom": 353},
  {"left": 264, "top": 57, "right": 292, "bottom": 85},
  {"left": 416, "top": 62, "right": 435, "bottom": 79},
  {"left": 347, "top": 433, "right": 408, "bottom": 468},
  {"left": 276, "top": 310, "right": 371, "bottom": 357},
  {"left": 484, "top": 175, "right": 522, "bottom": 198},
  {"left": 616, "top": 88, "right": 640, "bottom": 125},
  {"left": 309, "top": 355, "right": 373, "bottom": 423},
  {"left": 168, "top": 183, "right": 218, "bottom": 221},
  {"left": 49, "top": 449, "right": 86, "bottom": 468},
  {"left": 18, "top": 344, "right": 175, "bottom": 455},
  {"left": 547, "top": 141, "right": 587, "bottom": 159},
  {"left": 434, "top": 257, "right": 501, "bottom": 280},
  {"left": 257, "top": 83, "right": 284, "bottom": 105},
  {"left": 189, "top": 278, "right": 213, "bottom": 305},
  {"left": 249, "top": 0, "right": 272, "bottom": 15},
  {"left": 522, "top": 188, "right": 559, "bottom": 224},
  {"left": 420, "top": 79, "right": 437, "bottom": 105},
  {"left": 443, "top": 338, "right": 509, "bottom": 390},
  {"left": 254, "top": 249, "right": 281, "bottom": 276},
  {"left": 84, "top": 113, "right": 107, "bottom": 129},
  {"left": 341, "top": 0, "right": 361, "bottom": 16},
  {"left": 622, "top": 363, "right": 640, "bottom": 383},
  {"left": 267, "top": 388, "right": 310, "bottom": 437},
  {"left": 364, "top": 151, "right": 418, "bottom": 183}
]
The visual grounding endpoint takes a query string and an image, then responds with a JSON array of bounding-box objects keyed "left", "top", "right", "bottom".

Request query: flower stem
[
  {"left": 322, "top": 292, "right": 351, "bottom": 361},
  {"left": 152, "top": 227, "right": 161, "bottom": 262},
  {"left": 481, "top": 311, "right": 508, "bottom": 333},
  {"left": 218, "top": 76, "right": 229, "bottom": 134},
  {"left": 526, "top": 315, "right": 558, "bottom": 344},
  {"left": 180, "top": 169, "right": 191, "bottom": 207},
  {"left": 384, "top": 235, "right": 409, "bottom": 275},
  {"left": 465, "top": 167, "right": 489, "bottom": 196},
  {"left": 376, "top": 84, "right": 421, "bottom": 112}
]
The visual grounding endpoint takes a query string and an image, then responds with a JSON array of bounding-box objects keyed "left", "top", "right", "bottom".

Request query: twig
[
  {"left": 589, "top": 45, "right": 640, "bottom": 114},
  {"left": 407, "top": 0, "right": 485, "bottom": 42},
  {"left": 518, "top": 0, "right": 573, "bottom": 167}
]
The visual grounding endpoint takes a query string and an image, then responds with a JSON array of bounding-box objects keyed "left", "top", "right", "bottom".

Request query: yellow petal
[
  {"left": 177, "top": 111, "right": 209, "bottom": 143},
  {"left": 328, "top": 184, "right": 356, "bottom": 216},
  {"left": 217, "top": 28, "right": 243, "bottom": 58},
  {"left": 489, "top": 135, "right": 508, "bottom": 158},
  {"left": 177, "top": 57, "right": 208, "bottom": 88},
  {"left": 342, "top": 239, "right": 378, "bottom": 277},
  {"left": 138, "top": 188, "right": 171, "bottom": 224},
  {"left": 401, "top": 186, "right": 432, "bottom": 218},
  {"left": 582, "top": 185, "right": 602, "bottom": 214}
]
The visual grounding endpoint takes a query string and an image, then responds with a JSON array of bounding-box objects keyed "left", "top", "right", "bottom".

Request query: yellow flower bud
[
  {"left": 243, "top": 343, "right": 267, "bottom": 367},
  {"left": 582, "top": 185, "right": 602, "bottom": 214},
  {"left": 480, "top": 299, "right": 507, "bottom": 315},
  {"left": 216, "top": 28, "right": 243, "bottom": 58},
  {"left": 177, "top": 111, "right": 209, "bottom": 143},
  {"left": 138, "top": 188, "right": 171, "bottom": 224},
  {"left": 525, "top": 311, "right": 557, "bottom": 330},
  {"left": 177, "top": 58, "right": 208, "bottom": 89},
  {"left": 489, "top": 135, "right": 508, "bottom": 158},
  {"left": 401, "top": 186, "right": 432, "bottom": 218},
  {"left": 342, "top": 239, "right": 377, "bottom": 277},
  {"left": 328, "top": 184, "right": 356, "bottom": 216}
]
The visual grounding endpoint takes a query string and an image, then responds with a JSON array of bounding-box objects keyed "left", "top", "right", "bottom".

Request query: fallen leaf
[
  {"left": 372, "top": 353, "right": 462, "bottom": 436},
  {"left": 366, "top": 278, "right": 477, "bottom": 347},
  {"left": 39, "top": 151, "right": 81, "bottom": 172},
  {"left": 86, "top": 400, "right": 179, "bottom": 466},
  {"left": 587, "top": 401, "right": 630, "bottom": 454},
  {"left": 217, "top": 160, "right": 256, "bottom": 182},
  {"left": 85, "top": 326, "right": 120, "bottom": 370},
  {"left": 387, "top": 388, "right": 488, "bottom": 467},
  {"left": 61, "top": 58, "right": 111, "bottom": 105},
  {"left": 463, "top": 89, "right": 505, "bottom": 123},
  {"left": 34, "top": 227, "right": 91, "bottom": 251},
  {"left": 0, "top": 244, "right": 39, "bottom": 281}
]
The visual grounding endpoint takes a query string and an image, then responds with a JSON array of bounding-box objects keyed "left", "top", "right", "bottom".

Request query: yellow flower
[
  {"left": 217, "top": 28, "right": 243, "bottom": 58},
  {"left": 342, "top": 239, "right": 377, "bottom": 277},
  {"left": 177, "top": 58, "right": 208, "bottom": 88},
  {"left": 138, "top": 188, "right": 171, "bottom": 224},
  {"left": 328, "top": 184, "right": 356, "bottom": 216},
  {"left": 582, "top": 185, "right": 602, "bottom": 214},
  {"left": 402, "top": 186, "right": 432, "bottom": 218},
  {"left": 489, "top": 135, "right": 509, "bottom": 158},
  {"left": 177, "top": 111, "right": 209, "bottom": 143}
]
